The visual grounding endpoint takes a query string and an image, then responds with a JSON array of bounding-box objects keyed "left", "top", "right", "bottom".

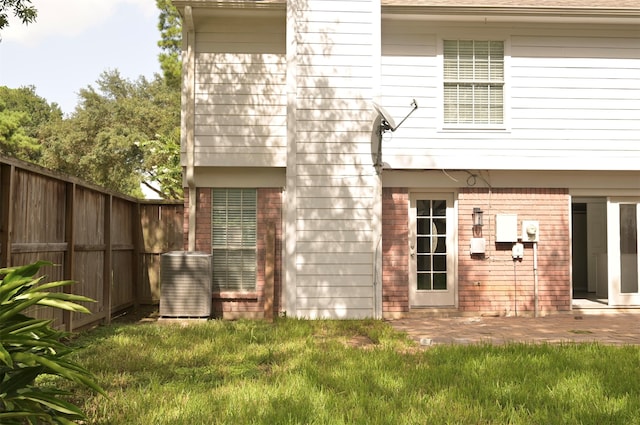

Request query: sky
[{"left": 0, "top": 0, "right": 162, "bottom": 115}]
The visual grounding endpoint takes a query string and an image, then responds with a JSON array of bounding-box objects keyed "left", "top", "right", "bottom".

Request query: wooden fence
[{"left": 0, "top": 155, "right": 183, "bottom": 331}]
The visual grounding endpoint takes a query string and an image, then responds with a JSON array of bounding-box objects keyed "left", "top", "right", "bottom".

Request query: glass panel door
[
  {"left": 409, "top": 193, "right": 456, "bottom": 307},
  {"left": 607, "top": 198, "right": 640, "bottom": 306}
]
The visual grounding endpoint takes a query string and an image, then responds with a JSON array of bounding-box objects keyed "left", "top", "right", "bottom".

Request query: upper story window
[
  {"left": 212, "top": 188, "right": 257, "bottom": 291},
  {"left": 443, "top": 40, "right": 504, "bottom": 126}
]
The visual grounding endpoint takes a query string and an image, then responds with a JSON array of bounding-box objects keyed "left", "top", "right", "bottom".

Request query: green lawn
[{"left": 61, "top": 318, "right": 640, "bottom": 424}]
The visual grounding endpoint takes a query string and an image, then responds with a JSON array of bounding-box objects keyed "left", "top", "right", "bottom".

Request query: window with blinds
[
  {"left": 443, "top": 40, "right": 504, "bottom": 125},
  {"left": 212, "top": 189, "right": 257, "bottom": 291}
]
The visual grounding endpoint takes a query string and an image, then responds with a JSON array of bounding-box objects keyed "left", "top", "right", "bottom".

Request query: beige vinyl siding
[
  {"left": 190, "top": 16, "right": 287, "bottom": 167},
  {"left": 380, "top": 21, "right": 640, "bottom": 171},
  {"left": 291, "top": 0, "right": 377, "bottom": 319}
]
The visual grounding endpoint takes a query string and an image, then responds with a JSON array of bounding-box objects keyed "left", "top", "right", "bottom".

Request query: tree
[
  {"left": 0, "top": 86, "right": 63, "bottom": 138},
  {"left": 39, "top": 70, "right": 181, "bottom": 198},
  {"left": 1, "top": 2, "right": 185, "bottom": 200},
  {"left": 0, "top": 86, "right": 60, "bottom": 161},
  {"left": 156, "top": 0, "right": 182, "bottom": 90},
  {"left": 0, "top": 0, "right": 36, "bottom": 34}
]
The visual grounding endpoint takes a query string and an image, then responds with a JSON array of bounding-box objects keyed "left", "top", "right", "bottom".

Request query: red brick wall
[
  {"left": 183, "top": 188, "right": 283, "bottom": 319},
  {"left": 182, "top": 189, "right": 214, "bottom": 253},
  {"left": 257, "top": 188, "right": 283, "bottom": 316},
  {"left": 381, "top": 188, "right": 409, "bottom": 317},
  {"left": 458, "top": 188, "right": 571, "bottom": 315}
]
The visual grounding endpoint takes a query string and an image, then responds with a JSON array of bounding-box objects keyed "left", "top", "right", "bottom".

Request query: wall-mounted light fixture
[
  {"left": 472, "top": 208, "right": 484, "bottom": 227},
  {"left": 472, "top": 207, "right": 484, "bottom": 238}
]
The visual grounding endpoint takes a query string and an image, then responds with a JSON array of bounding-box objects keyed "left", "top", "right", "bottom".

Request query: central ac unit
[{"left": 159, "top": 251, "right": 212, "bottom": 318}]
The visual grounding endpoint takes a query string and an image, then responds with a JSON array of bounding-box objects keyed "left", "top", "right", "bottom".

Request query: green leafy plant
[{"left": 0, "top": 261, "right": 106, "bottom": 424}]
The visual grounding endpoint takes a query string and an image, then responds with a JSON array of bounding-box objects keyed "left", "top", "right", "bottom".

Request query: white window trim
[
  {"left": 436, "top": 34, "right": 511, "bottom": 133},
  {"left": 212, "top": 188, "right": 258, "bottom": 292}
]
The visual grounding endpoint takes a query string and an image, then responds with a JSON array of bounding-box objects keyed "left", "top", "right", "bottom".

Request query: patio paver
[{"left": 387, "top": 313, "right": 640, "bottom": 346}]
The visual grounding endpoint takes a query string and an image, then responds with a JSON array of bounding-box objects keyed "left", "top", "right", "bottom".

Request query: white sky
[{"left": 0, "top": 0, "right": 162, "bottom": 115}]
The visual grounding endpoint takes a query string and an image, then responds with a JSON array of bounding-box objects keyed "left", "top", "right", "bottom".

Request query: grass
[{"left": 56, "top": 317, "right": 640, "bottom": 424}]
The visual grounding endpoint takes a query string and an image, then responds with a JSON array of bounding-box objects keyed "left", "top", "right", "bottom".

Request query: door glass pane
[
  {"left": 432, "top": 200, "right": 447, "bottom": 217},
  {"left": 417, "top": 237, "right": 430, "bottom": 253},
  {"left": 433, "top": 273, "right": 447, "bottom": 290},
  {"left": 416, "top": 200, "right": 430, "bottom": 216},
  {"left": 417, "top": 255, "right": 431, "bottom": 271},
  {"left": 417, "top": 273, "right": 431, "bottom": 290},
  {"left": 433, "top": 255, "right": 447, "bottom": 272},
  {"left": 620, "top": 204, "right": 638, "bottom": 294},
  {"left": 417, "top": 217, "right": 430, "bottom": 235},
  {"left": 415, "top": 199, "right": 448, "bottom": 291}
]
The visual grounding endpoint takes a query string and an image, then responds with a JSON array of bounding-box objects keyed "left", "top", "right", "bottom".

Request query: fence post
[
  {"left": 0, "top": 164, "right": 15, "bottom": 268},
  {"left": 103, "top": 194, "right": 113, "bottom": 325},
  {"left": 132, "top": 202, "right": 141, "bottom": 309},
  {"left": 63, "top": 182, "right": 76, "bottom": 332}
]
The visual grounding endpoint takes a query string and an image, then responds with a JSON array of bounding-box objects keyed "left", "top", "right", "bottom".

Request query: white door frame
[
  {"left": 408, "top": 192, "right": 457, "bottom": 308},
  {"left": 607, "top": 197, "right": 640, "bottom": 306}
]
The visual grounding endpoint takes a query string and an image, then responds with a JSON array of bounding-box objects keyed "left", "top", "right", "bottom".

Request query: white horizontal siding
[
  {"left": 297, "top": 230, "right": 374, "bottom": 243},
  {"left": 296, "top": 141, "right": 372, "bottom": 155},
  {"left": 191, "top": 16, "right": 286, "bottom": 168},
  {"left": 297, "top": 275, "right": 374, "bottom": 287},
  {"left": 296, "top": 241, "right": 372, "bottom": 253},
  {"left": 298, "top": 252, "right": 372, "bottom": 266},
  {"left": 193, "top": 152, "right": 287, "bottom": 167},
  {"left": 380, "top": 21, "right": 640, "bottom": 171},
  {"left": 298, "top": 208, "right": 374, "bottom": 222},
  {"left": 296, "top": 175, "right": 378, "bottom": 187},
  {"left": 290, "top": 0, "right": 378, "bottom": 319},
  {"left": 195, "top": 124, "right": 286, "bottom": 138}
]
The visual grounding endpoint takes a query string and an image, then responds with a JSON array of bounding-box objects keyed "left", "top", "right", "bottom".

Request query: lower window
[{"left": 212, "top": 188, "right": 257, "bottom": 291}]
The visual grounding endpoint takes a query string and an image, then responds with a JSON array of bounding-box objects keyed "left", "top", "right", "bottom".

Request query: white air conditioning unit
[{"left": 160, "top": 251, "right": 212, "bottom": 318}]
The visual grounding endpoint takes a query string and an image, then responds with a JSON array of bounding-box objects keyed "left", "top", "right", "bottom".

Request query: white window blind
[
  {"left": 443, "top": 40, "right": 504, "bottom": 125},
  {"left": 212, "top": 189, "right": 257, "bottom": 291}
]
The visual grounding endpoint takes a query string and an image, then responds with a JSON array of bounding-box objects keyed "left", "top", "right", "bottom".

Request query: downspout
[
  {"left": 183, "top": 6, "right": 196, "bottom": 251},
  {"left": 533, "top": 241, "right": 539, "bottom": 317}
]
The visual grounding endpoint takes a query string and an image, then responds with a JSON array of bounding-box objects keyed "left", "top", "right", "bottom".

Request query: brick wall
[
  {"left": 183, "top": 187, "right": 283, "bottom": 319},
  {"left": 182, "top": 188, "right": 213, "bottom": 253},
  {"left": 257, "top": 188, "right": 283, "bottom": 316},
  {"left": 381, "top": 188, "right": 409, "bottom": 318},
  {"left": 458, "top": 188, "right": 571, "bottom": 315}
]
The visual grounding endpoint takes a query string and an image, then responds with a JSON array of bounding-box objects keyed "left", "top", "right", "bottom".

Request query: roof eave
[{"left": 382, "top": 6, "right": 640, "bottom": 23}]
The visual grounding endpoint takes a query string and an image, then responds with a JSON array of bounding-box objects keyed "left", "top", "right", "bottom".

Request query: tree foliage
[
  {"left": 0, "top": 0, "right": 36, "bottom": 34},
  {"left": 0, "top": 86, "right": 61, "bottom": 162},
  {"left": 1, "top": 1, "right": 184, "bottom": 200},
  {"left": 39, "top": 70, "right": 181, "bottom": 198},
  {"left": 156, "top": 0, "right": 182, "bottom": 91}
]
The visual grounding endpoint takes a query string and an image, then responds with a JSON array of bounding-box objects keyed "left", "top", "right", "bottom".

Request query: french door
[
  {"left": 607, "top": 198, "right": 640, "bottom": 306},
  {"left": 408, "top": 193, "right": 456, "bottom": 307}
]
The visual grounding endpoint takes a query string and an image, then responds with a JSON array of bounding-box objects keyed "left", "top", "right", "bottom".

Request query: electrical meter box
[
  {"left": 495, "top": 214, "right": 518, "bottom": 242},
  {"left": 522, "top": 220, "right": 540, "bottom": 242}
]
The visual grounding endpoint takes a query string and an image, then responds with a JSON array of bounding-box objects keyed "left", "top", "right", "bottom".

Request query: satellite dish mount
[
  {"left": 373, "top": 98, "right": 418, "bottom": 133},
  {"left": 372, "top": 99, "right": 419, "bottom": 173}
]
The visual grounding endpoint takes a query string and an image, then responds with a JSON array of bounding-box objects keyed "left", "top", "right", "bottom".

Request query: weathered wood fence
[{"left": 0, "top": 155, "right": 183, "bottom": 331}]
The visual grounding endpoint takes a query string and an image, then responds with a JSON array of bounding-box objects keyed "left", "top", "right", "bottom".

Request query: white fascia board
[{"left": 382, "top": 7, "right": 640, "bottom": 25}]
